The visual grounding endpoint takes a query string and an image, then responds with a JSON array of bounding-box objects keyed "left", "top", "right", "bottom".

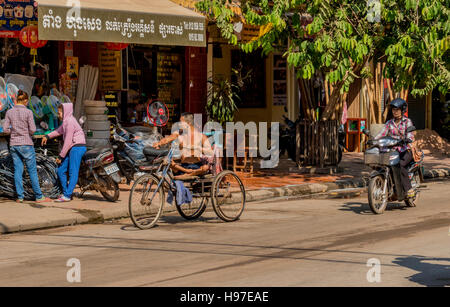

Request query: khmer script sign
[{"left": 37, "top": 4, "right": 206, "bottom": 47}]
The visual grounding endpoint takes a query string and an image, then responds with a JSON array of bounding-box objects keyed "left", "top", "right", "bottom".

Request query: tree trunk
[
  {"left": 321, "top": 57, "right": 369, "bottom": 121},
  {"left": 298, "top": 78, "right": 314, "bottom": 121}
]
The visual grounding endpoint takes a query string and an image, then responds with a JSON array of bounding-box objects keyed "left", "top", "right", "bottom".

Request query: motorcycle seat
[
  {"left": 84, "top": 147, "right": 111, "bottom": 160},
  {"left": 143, "top": 147, "right": 169, "bottom": 163}
]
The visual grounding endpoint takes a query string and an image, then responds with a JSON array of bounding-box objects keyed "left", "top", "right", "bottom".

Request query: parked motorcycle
[
  {"left": 111, "top": 122, "right": 162, "bottom": 184},
  {"left": 337, "top": 125, "right": 349, "bottom": 164},
  {"left": 363, "top": 126, "right": 424, "bottom": 214},
  {"left": 77, "top": 116, "right": 121, "bottom": 202},
  {"left": 280, "top": 107, "right": 300, "bottom": 162},
  {"left": 78, "top": 147, "right": 121, "bottom": 202}
]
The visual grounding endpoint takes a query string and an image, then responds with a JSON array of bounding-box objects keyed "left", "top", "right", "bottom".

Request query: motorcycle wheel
[
  {"left": 368, "top": 175, "right": 388, "bottom": 214},
  {"left": 99, "top": 176, "right": 120, "bottom": 202}
]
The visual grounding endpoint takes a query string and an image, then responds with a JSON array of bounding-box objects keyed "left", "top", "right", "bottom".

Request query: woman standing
[{"left": 42, "top": 103, "right": 86, "bottom": 202}]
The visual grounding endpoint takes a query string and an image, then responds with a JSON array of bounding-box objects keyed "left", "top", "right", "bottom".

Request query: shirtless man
[{"left": 153, "top": 112, "right": 213, "bottom": 178}]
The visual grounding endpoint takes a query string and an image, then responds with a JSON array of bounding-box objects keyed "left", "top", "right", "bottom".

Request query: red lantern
[
  {"left": 19, "top": 25, "right": 47, "bottom": 64},
  {"left": 104, "top": 42, "right": 129, "bottom": 51}
]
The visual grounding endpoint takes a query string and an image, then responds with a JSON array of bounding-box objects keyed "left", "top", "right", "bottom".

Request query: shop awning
[{"left": 36, "top": 0, "right": 206, "bottom": 47}]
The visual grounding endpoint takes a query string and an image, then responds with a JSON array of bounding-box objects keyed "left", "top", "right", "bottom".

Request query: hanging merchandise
[
  {"left": 28, "top": 96, "right": 44, "bottom": 119},
  {"left": 28, "top": 95, "right": 48, "bottom": 134},
  {"left": 0, "top": 77, "right": 8, "bottom": 113},
  {"left": 60, "top": 95, "right": 72, "bottom": 104},
  {"left": 41, "top": 95, "right": 60, "bottom": 131},
  {"left": 4, "top": 74, "right": 36, "bottom": 98},
  {"left": 6, "top": 83, "right": 18, "bottom": 109},
  {"left": 19, "top": 25, "right": 47, "bottom": 65}
]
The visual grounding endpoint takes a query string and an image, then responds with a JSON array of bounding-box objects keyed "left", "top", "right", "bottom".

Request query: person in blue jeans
[
  {"left": 3, "top": 90, "right": 50, "bottom": 203},
  {"left": 42, "top": 103, "right": 86, "bottom": 202}
]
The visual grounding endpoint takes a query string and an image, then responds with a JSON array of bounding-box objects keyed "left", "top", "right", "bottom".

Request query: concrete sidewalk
[{"left": 0, "top": 153, "right": 448, "bottom": 234}]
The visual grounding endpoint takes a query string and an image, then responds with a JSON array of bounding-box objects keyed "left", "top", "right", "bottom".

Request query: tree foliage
[
  {"left": 197, "top": 0, "right": 449, "bottom": 120},
  {"left": 382, "top": 0, "right": 450, "bottom": 96}
]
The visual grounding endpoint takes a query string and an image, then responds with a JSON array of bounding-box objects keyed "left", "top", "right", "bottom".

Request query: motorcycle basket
[{"left": 364, "top": 149, "right": 392, "bottom": 166}]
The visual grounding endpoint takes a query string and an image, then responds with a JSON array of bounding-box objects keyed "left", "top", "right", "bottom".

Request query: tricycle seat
[{"left": 173, "top": 174, "right": 214, "bottom": 181}]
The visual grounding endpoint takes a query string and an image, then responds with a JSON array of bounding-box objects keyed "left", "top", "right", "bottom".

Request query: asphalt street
[{"left": 0, "top": 179, "right": 449, "bottom": 287}]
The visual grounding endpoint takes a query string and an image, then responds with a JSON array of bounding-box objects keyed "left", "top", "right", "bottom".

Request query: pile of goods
[
  {"left": 84, "top": 100, "right": 111, "bottom": 149},
  {"left": 0, "top": 150, "right": 61, "bottom": 200},
  {"left": 116, "top": 126, "right": 161, "bottom": 163},
  {"left": 415, "top": 129, "right": 450, "bottom": 157}
]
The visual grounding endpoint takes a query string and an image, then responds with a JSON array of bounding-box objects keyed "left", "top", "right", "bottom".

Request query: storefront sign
[
  {"left": 0, "top": 0, "right": 38, "bottom": 37},
  {"left": 273, "top": 54, "right": 287, "bottom": 106},
  {"left": 241, "top": 24, "right": 272, "bottom": 42},
  {"left": 64, "top": 41, "right": 73, "bottom": 57},
  {"left": 104, "top": 91, "right": 119, "bottom": 108},
  {"left": 98, "top": 43, "right": 122, "bottom": 91},
  {"left": 37, "top": 3, "right": 206, "bottom": 47}
]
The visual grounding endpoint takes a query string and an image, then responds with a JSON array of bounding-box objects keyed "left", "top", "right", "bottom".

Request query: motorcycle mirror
[{"left": 406, "top": 126, "right": 416, "bottom": 133}]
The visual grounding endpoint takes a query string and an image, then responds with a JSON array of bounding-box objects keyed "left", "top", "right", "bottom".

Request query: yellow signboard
[
  {"left": 98, "top": 44, "right": 122, "bottom": 91},
  {"left": 241, "top": 23, "right": 272, "bottom": 42}
]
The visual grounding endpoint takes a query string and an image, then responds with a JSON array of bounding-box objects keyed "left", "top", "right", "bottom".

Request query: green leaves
[{"left": 196, "top": 0, "right": 449, "bottom": 99}]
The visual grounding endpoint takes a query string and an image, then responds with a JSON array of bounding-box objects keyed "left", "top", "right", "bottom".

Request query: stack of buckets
[{"left": 84, "top": 100, "right": 111, "bottom": 148}]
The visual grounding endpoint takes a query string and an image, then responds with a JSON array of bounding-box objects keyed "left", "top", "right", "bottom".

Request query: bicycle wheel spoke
[
  {"left": 129, "top": 175, "right": 164, "bottom": 229},
  {"left": 212, "top": 171, "right": 245, "bottom": 222}
]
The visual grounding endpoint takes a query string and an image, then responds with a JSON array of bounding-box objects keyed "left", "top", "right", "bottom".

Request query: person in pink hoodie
[{"left": 41, "top": 103, "right": 86, "bottom": 202}]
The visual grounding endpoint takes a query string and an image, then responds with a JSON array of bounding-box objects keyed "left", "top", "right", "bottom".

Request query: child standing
[
  {"left": 41, "top": 103, "right": 86, "bottom": 202},
  {"left": 2, "top": 90, "right": 50, "bottom": 203}
]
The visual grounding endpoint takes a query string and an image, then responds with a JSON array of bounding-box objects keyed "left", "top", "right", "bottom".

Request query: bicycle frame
[{"left": 147, "top": 146, "right": 176, "bottom": 203}]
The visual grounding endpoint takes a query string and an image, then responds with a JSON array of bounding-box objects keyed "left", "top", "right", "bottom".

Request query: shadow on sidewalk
[{"left": 393, "top": 256, "right": 450, "bottom": 287}]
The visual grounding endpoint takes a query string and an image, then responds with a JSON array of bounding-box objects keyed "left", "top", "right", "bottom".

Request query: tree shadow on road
[
  {"left": 340, "top": 202, "right": 408, "bottom": 215},
  {"left": 393, "top": 256, "right": 450, "bottom": 287}
]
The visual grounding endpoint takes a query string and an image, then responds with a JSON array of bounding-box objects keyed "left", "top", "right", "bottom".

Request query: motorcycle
[
  {"left": 77, "top": 117, "right": 121, "bottom": 202},
  {"left": 111, "top": 122, "right": 162, "bottom": 184},
  {"left": 363, "top": 125, "right": 424, "bottom": 214},
  {"left": 337, "top": 125, "right": 349, "bottom": 164},
  {"left": 280, "top": 107, "right": 300, "bottom": 162}
]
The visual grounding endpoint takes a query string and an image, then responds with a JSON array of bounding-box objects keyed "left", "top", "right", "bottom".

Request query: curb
[{"left": 245, "top": 179, "right": 365, "bottom": 203}]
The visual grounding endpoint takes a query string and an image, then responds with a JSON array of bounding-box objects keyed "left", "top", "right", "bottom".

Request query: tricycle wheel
[
  {"left": 176, "top": 195, "right": 208, "bottom": 220},
  {"left": 129, "top": 174, "right": 164, "bottom": 230},
  {"left": 211, "top": 171, "right": 245, "bottom": 222}
]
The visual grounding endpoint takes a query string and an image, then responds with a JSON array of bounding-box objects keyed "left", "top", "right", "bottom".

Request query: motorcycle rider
[{"left": 375, "top": 98, "right": 416, "bottom": 198}]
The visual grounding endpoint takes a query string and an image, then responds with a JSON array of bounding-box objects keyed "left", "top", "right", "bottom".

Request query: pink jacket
[{"left": 48, "top": 103, "right": 86, "bottom": 158}]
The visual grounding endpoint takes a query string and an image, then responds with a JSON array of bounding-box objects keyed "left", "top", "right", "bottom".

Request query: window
[{"left": 231, "top": 49, "right": 266, "bottom": 108}]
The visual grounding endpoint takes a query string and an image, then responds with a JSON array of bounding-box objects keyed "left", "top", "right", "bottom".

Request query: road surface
[{"left": 0, "top": 179, "right": 449, "bottom": 287}]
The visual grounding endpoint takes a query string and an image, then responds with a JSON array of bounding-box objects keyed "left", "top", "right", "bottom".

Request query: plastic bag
[{"left": 5, "top": 74, "right": 36, "bottom": 97}]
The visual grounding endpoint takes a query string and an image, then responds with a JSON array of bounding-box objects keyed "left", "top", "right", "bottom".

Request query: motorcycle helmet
[{"left": 389, "top": 98, "right": 408, "bottom": 114}]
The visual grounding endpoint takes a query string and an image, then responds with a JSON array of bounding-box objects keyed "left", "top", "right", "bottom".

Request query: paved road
[{"left": 0, "top": 180, "right": 449, "bottom": 287}]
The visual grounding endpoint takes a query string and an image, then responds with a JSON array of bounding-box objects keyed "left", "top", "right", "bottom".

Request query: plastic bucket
[
  {"left": 87, "top": 121, "right": 110, "bottom": 131},
  {"left": 84, "top": 100, "right": 106, "bottom": 107},
  {"left": 85, "top": 106, "right": 108, "bottom": 115}
]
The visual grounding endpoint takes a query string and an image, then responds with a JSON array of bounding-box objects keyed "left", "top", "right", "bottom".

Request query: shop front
[{"left": 35, "top": 0, "right": 206, "bottom": 133}]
